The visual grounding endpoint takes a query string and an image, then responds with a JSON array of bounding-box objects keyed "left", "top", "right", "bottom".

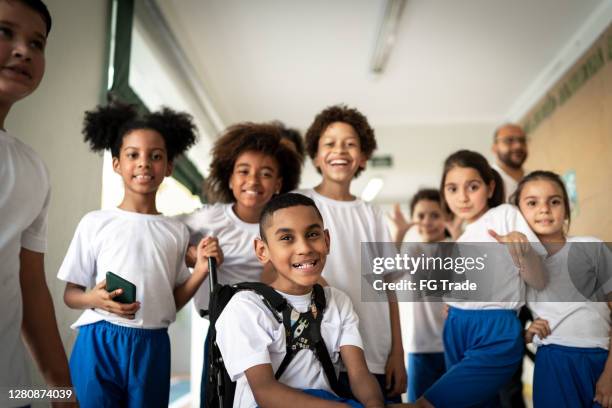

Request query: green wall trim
[
  {"left": 106, "top": 0, "right": 204, "bottom": 200},
  {"left": 524, "top": 29, "right": 612, "bottom": 135}
]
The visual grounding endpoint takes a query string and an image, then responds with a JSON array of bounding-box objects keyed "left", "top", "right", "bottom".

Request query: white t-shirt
[
  {"left": 296, "top": 188, "right": 392, "bottom": 374},
  {"left": 175, "top": 203, "right": 261, "bottom": 312},
  {"left": 399, "top": 241, "right": 450, "bottom": 354},
  {"left": 57, "top": 209, "right": 191, "bottom": 329},
  {"left": 492, "top": 164, "right": 519, "bottom": 203},
  {"left": 528, "top": 236, "right": 612, "bottom": 350},
  {"left": 216, "top": 286, "right": 362, "bottom": 408},
  {"left": 447, "top": 204, "right": 546, "bottom": 310},
  {"left": 0, "top": 131, "right": 50, "bottom": 400}
]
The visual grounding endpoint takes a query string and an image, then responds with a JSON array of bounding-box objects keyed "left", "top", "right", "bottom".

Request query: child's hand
[
  {"left": 385, "top": 349, "right": 407, "bottom": 397},
  {"left": 388, "top": 204, "right": 414, "bottom": 232},
  {"left": 88, "top": 280, "right": 140, "bottom": 319},
  {"left": 488, "top": 230, "right": 531, "bottom": 270},
  {"left": 524, "top": 318, "right": 550, "bottom": 344},
  {"left": 193, "top": 236, "right": 224, "bottom": 276},
  {"left": 595, "top": 366, "right": 612, "bottom": 407},
  {"left": 442, "top": 303, "right": 449, "bottom": 319}
]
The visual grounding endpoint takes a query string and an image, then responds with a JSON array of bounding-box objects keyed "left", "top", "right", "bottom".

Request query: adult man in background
[{"left": 491, "top": 123, "right": 528, "bottom": 202}]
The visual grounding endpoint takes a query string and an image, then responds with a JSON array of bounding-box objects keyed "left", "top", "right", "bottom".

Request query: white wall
[{"left": 5, "top": 0, "right": 109, "bottom": 398}]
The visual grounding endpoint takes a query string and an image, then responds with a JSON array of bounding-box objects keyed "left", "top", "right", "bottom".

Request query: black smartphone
[{"left": 105, "top": 271, "right": 136, "bottom": 304}]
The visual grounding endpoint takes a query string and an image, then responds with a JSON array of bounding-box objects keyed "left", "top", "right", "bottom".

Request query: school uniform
[
  {"left": 58, "top": 209, "right": 191, "bottom": 408},
  {"left": 399, "top": 241, "right": 447, "bottom": 402},
  {"left": 0, "top": 131, "right": 50, "bottom": 408},
  {"left": 175, "top": 203, "right": 262, "bottom": 406},
  {"left": 216, "top": 286, "right": 363, "bottom": 408},
  {"left": 528, "top": 236, "right": 612, "bottom": 408},
  {"left": 424, "top": 204, "right": 546, "bottom": 407}
]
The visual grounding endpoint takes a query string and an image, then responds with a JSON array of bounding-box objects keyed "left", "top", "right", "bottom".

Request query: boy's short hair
[
  {"left": 259, "top": 193, "right": 323, "bottom": 241},
  {"left": 305, "top": 104, "right": 377, "bottom": 178},
  {"left": 409, "top": 188, "right": 441, "bottom": 216},
  {"left": 16, "top": 0, "right": 52, "bottom": 35}
]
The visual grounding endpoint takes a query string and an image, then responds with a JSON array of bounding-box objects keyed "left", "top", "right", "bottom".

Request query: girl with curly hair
[
  {"left": 174, "top": 122, "right": 303, "bottom": 406},
  {"left": 57, "top": 102, "right": 222, "bottom": 407}
]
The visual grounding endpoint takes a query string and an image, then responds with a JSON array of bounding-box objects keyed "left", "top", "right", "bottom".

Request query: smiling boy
[
  {"left": 215, "top": 193, "right": 386, "bottom": 408},
  {"left": 0, "top": 0, "right": 74, "bottom": 406},
  {"left": 298, "top": 105, "right": 406, "bottom": 400}
]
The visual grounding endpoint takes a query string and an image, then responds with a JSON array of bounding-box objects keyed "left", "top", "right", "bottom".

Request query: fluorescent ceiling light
[
  {"left": 361, "top": 177, "right": 385, "bottom": 202},
  {"left": 370, "top": 0, "right": 407, "bottom": 74}
]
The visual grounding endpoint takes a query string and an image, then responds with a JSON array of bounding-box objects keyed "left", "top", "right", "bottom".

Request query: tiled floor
[{"left": 169, "top": 376, "right": 191, "bottom": 408}]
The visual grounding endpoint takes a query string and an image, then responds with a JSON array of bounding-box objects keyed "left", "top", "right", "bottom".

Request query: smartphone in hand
[{"left": 105, "top": 271, "right": 136, "bottom": 304}]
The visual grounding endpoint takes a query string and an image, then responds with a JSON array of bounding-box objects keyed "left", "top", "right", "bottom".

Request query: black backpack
[{"left": 203, "top": 278, "right": 346, "bottom": 408}]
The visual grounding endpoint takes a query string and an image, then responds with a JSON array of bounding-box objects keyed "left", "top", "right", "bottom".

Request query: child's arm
[
  {"left": 63, "top": 280, "right": 140, "bottom": 318},
  {"left": 184, "top": 244, "right": 197, "bottom": 268},
  {"left": 385, "top": 298, "right": 407, "bottom": 397},
  {"left": 174, "top": 236, "right": 223, "bottom": 310},
  {"left": 20, "top": 249, "right": 73, "bottom": 390},
  {"left": 523, "top": 318, "right": 550, "bottom": 344},
  {"left": 245, "top": 363, "right": 351, "bottom": 408},
  {"left": 488, "top": 230, "right": 548, "bottom": 289},
  {"left": 595, "top": 308, "right": 612, "bottom": 406},
  {"left": 340, "top": 345, "right": 385, "bottom": 408}
]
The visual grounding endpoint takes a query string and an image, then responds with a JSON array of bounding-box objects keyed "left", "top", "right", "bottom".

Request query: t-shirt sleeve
[
  {"left": 174, "top": 207, "right": 213, "bottom": 246},
  {"left": 215, "top": 292, "right": 278, "bottom": 381},
  {"left": 57, "top": 215, "right": 96, "bottom": 288},
  {"left": 596, "top": 241, "right": 612, "bottom": 295},
  {"left": 332, "top": 288, "right": 363, "bottom": 350},
  {"left": 21, "top": 184, "right": 50, "bottom": 253}
]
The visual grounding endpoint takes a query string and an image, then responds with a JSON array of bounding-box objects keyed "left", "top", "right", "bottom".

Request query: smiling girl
[
  {"left": 57, "top": 102, "right": 221, "bottom": 407},
  {"left": 411, "top": 150, "right": 546, "bottom": 408},
  {"left": 174, "top": 122, "right": 302, "bottom": 406},
  {"left": 515, "top": 171, "right": 612, "bottom": 407}
]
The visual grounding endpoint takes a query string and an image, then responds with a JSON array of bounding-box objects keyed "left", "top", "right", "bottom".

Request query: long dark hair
[
  {"left": 511, "top": 170, "right": 571, "bottom": 227},
  {"left": 440, "top": 150, "right": 505, "bottom": 213}
]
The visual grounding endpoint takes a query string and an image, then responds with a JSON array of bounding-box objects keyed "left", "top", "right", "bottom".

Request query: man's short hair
[{"left": 493, "top": 122, "right": 524, "bottom": 141}]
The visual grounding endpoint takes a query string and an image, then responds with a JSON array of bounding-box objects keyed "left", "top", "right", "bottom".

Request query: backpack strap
[
  {"left": 312, "top": 283, "right": 326, "bottom": 313},
  {"left": 271, "top": 284, "right": 345, "bottom": 397},
  {"left": 234, "top": 282, "right": 287, "bottom": 323}
]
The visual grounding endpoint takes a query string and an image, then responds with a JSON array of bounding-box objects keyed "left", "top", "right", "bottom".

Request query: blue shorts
[
  {"left": 534, "top": 343, "right": 606, "bottom": 408},
  {"left": 424, "top": 307, "right": 524, "bottom": 408},
  {"left": 69, "top": 321, "right": 170, "bottom": 408},
  {"left": 407, "top": 352, "right": 445, "bottom": 402},
  {"left": 301, "top": 389, "right": 362, "bottom": 407}
]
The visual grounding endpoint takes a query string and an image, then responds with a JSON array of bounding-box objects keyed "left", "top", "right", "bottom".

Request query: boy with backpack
[{"left": 215, "top": 193, "right": 387, "bottom": 408}]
